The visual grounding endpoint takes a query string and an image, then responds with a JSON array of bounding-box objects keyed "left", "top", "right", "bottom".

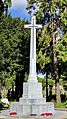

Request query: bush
[
  {"left": 0, "top": 100, "right": 3, "bottom": 110},
  {"left": 64, "top": 101, "right": 67, "bottom": 108},
  {"left": 55, "top": 103, "right": 65, "bottom": 108},
  {"left": 51, "top": 100, "right": 66, "bottom": 108},
  {"left": 0, "top": 99, "right": 10, "bottom": 110}
]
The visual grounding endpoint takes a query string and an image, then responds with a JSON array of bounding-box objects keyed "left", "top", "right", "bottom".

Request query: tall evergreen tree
[
  {"left": 0, "top": 0, "right": 4, "bottom": 16},
  {"left": 0, "top": 16, "right": 30, "bottom": 99},
  {"left": 0, "top": 0, "right": 12, "bottom": 17},
  {"left": 27, "top": 0, "right": 67, "bottom": 103},
  {"left": 4, "top": 0, "right": 12, "bottom": 16}
]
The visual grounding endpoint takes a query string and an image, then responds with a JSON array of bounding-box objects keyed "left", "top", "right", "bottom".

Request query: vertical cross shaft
[{"left": 24, "top": 16, "right": 42, "bottom": 82}]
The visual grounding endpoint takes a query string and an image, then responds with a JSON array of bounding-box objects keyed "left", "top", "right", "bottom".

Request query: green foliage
[
  {"left": 4, "top": 0, "right": 12, "bottom": 7},
  {"left": 5, "top": 72, "right": 16, "bottom": 90},
  {"left": 27, "top": 0, "right": 67, "bottom": 77},
  {"left": 38, "top": 76, "right": 46, "bottom": 90},
  {"left": 27, "top": 0, "right": 67, "bottom": 102},
  {"left": 0, "top": 0, "right": 4, "bottom": 16},
  {"left": 0, "top": 100, "right": 9, "bottom": 109},
  {"left": 0, "top": 100, "right": 3, "bottom": 110},
  {"left": 64, "top": 101, "right": 67, "bottom": 108},
  {"left": 0, "top": 16, "right": 30, "bottom": 90},
  {"left": 48, "top": 78, "right": 55, "bottom": 86},
  {"left": 52, "top": 100, "right": 67, "bottom": 108},
  {"left": 55, "top": 102, "right": 66, "bottom": 108},
  {"left": 0, "top": 0, "right": 12, "bottom": 17},
  {"left": 54, "top": 101, "right": 67, "bottom": 108},
  {"left": 27, "top": 0, "right": 38, "bottom": 4}
]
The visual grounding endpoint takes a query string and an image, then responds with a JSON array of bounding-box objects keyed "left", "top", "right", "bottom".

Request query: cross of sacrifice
[{"left": 24, "top": 16, "right": 42, "bottom": 82}]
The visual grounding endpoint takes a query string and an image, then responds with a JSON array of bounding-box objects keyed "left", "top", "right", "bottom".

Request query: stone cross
[{"left": 24, "top": 16, "right": 42, "bottom": 82}]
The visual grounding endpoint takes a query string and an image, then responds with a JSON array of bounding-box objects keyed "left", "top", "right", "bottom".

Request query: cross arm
[
  {"left": 24, "top": 25, "right": 32, "bottom": 29},
  {"left": 36, "top": 25, "right": 42, "bottom": 29}
]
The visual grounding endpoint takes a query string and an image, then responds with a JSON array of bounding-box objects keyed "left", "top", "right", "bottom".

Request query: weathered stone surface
[
  {"left": 10, "top": 16, "right": 54, "bottom": 116},
  {"left": 23, "top": 82, "right": 43, "bottom": 99},
  {"left": 10, "top": 82, "right": 54, "bottom": 116}
]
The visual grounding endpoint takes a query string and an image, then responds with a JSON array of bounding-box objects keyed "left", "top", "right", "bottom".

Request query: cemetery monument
[{"left": 10, "top": 16, "right": 54, "bottom": 116}]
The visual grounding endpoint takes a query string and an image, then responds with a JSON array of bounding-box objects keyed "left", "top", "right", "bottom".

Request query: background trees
[
  {"left": 27, "top": 0, "right": 67, "bottom": 103},
  {"left": 0, "top": 15, "right": 30, "bottom": 99},
  {"left": 0, "top": 0, "right": 4, "bottom": 16},
  {"left": 0, "top": 0, "right": 12, "bottom": 17}
]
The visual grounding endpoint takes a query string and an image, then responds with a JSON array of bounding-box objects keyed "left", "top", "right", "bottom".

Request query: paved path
[{"left": 0, "top": 109, "right": 67, "bottom": 119}]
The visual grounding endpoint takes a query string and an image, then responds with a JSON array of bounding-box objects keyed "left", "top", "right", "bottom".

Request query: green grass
[
  {"left": 52, "top": 100, "right": 67, "bottom": 108},
  {"left": 55, "top": 102, "right": 65, "bottom": 108}
]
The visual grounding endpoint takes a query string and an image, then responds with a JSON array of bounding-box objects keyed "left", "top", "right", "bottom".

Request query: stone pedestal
[
  {"left": 23, "top": 82, "right": 43, "bottom": 98},
  {"left": 10, "top": 82, "right": 54, "bottom": 116}
]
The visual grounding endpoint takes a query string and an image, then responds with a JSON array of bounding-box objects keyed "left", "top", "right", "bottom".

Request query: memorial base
[{"left": 10, "top": 82, "right": 54, "bottom": 116}]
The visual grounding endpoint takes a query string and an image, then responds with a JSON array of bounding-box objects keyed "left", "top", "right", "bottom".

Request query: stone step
[{"left": 19, "top": 98, "right": 46, "bottom": 104}]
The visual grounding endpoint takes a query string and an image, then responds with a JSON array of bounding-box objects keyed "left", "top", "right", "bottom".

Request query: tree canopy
[
  {"left": 27, "top": 0, "right": 67, "bottom": 103},
  {"left": 0, "top": 16, "right": 30, "bottom": 91}
]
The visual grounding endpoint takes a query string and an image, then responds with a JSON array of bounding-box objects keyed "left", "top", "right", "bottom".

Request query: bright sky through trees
[{"left": 8, "top": 0, "right": 30, "bottom": 20}]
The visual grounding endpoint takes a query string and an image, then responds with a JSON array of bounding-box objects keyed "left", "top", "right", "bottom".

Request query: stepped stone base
[{"left": 10, "top": 82, "right": 54, "bottom": 116}]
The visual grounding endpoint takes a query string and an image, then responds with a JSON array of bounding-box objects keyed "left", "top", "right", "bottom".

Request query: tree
[
  {"left": 0, "top": 0, "right": 12, "bottom": 17},
  {"left": 27, "top": 0, "right": 67, "bottom": 103},
  {"left": 4, "top": 0, "right": 12, "bottom": 16},
  {"left": 0, "top": 0, "right": 4, "bottom": 16},
  {"left": 0, "top": 16, "right": 30, "bottom": 99}
]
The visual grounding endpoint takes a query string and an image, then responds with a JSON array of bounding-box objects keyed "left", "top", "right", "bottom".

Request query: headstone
[{"left": 10, "top": 16, "right": 54, "bottom": 116}]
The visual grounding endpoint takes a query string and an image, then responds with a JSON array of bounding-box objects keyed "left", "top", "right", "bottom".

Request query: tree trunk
[
  {"left": 55, "top": 78, "right": 61, "bottom": 103},
  {"left": 5, "top": 4, "right": 8, "bottom": 17},
  {"left": 46, "top": 71, "right": 49, "bottom": 102},
  {"left": 51, "top": 19, "right": 61, "bottom": 103},
  {"left": 0, "top": 80, "right": 2, "bottom": 99},
  {"left": 15, "top": 71, "right": 24, "bottom": 101},
  {"left": 49, "top": 85, "right": 52, "bottom": 96}
]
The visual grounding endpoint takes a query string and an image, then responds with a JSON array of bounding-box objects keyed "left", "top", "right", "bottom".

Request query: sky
[{"left": 8, "top": 0, "right": 30, "bottom": 21}]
